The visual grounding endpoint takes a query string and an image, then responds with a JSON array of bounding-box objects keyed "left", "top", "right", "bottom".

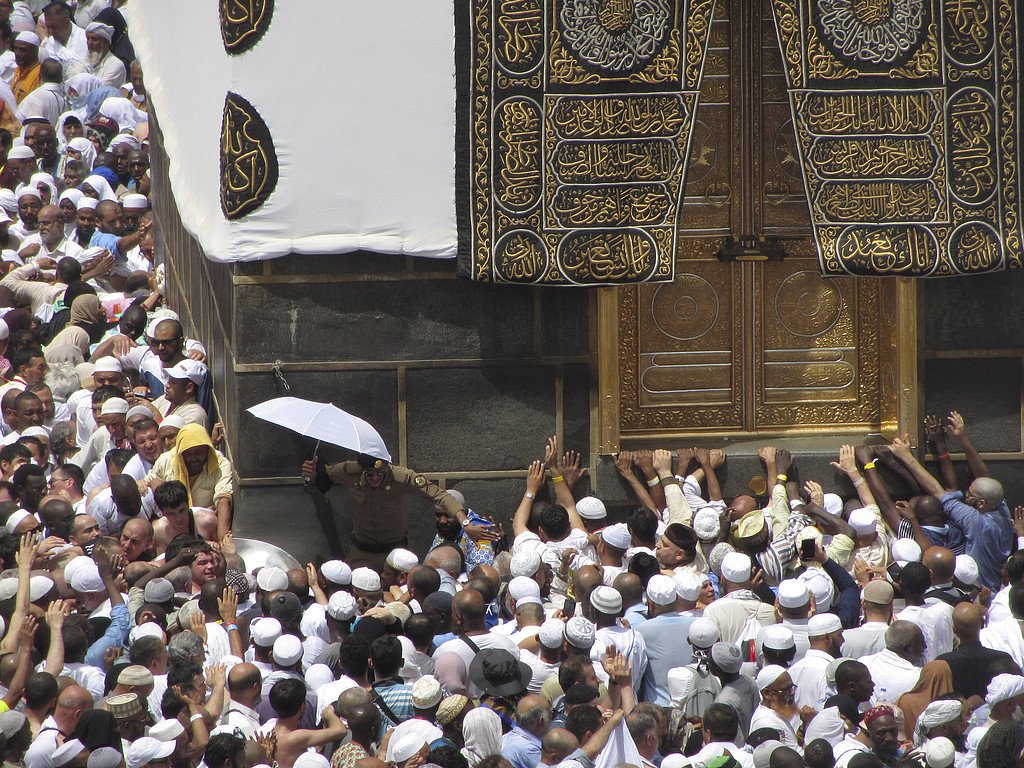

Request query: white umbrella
[{"left": 246, "top": 396, "right": 392, "bottom": 462}]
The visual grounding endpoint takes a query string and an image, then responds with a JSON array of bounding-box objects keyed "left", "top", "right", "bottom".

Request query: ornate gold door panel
[{"left": 597, "top": 0, "right": 917, "bottom": 447}]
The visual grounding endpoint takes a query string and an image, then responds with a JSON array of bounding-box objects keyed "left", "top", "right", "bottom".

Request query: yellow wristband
[
  {"left": 776, "top": 474, "right": 787, "bottom": 482},
  {"left": 552, "top": 475, "right": 564, "bottom": 483},
  {"left": 863, "top": 460, "right": 876, "bottom": 470}
]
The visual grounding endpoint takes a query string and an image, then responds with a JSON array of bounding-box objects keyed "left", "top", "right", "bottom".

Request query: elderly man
[
  {"left": 84, "top": 20, "right": 123, "bottom": 85},
  {"left": 147, "top": 424, "right": 234, "bottom": 540},
  {"left": 303, "top": 451, "right": 476, "bottom": 571},
  {"left": 502, "top": 695, "right": 550, "bottom": 768},
  {"left": 750, "top": 665, "right": 808, "bottom": 751},
  {"left": 861, "top": 621, "right": 927, "bottom": 705},
  {"left": 18, "top": 204, "right": 84, "bottom": 262},
  {"left": 40, "top": 1, "right": 89, "bottom": 76}
]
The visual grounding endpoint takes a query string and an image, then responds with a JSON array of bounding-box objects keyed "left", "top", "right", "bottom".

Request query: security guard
[{"left": 301, "top": 453, "right": 495, "bottom": 570}]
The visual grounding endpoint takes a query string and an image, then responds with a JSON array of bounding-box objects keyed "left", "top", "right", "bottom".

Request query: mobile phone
[
  {"left": 886, "top": 562, "right": 902, "bottom": 581},
  {"left": 800, "top": 538, "right": 815, "bottom": 560},
  {"left": 562, "top": 599, "right": 576, "bottom": 618}
]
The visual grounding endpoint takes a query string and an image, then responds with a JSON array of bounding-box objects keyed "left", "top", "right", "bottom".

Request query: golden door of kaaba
[{"left": 596, "top": 0, "right": 920, "bottom": 449}]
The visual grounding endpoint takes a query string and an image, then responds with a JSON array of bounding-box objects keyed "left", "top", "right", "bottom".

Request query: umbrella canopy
[{"left": 246, "top": 397, "right": 392, "bottom": 462}]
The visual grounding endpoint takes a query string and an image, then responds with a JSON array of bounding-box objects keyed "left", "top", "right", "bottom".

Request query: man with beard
[
  {"left": 72, "top": 197, "right": 98, "bottom": 245},
  {"left": 127, "top": 148, "right": 149, "bottom": 195},
  {"left": 18, "top": 204, "right": 84, "bottom": 261},
  {"left": 902, "top": 699, "right": 966, "bottom": 760},
  {"left": 10, "top": 30, "right": 40, "bottom": 103},
  {"left": 833, "top": 705, "right": 901, "bottom": 767},
  {"left": 789, "top": 613, "right": 844, "bottom": 711},
  {"left": 84, "top": 21, "right": 123, "bottom": 86},
  {"left": 750, "top": 665, "right": 812, "bottom": 752},
  {"left": 430, "top": 488, "right": 497, "bottom": 570},
  {"left": 862, "top": 621, "right": 927, "bottom": 705}
]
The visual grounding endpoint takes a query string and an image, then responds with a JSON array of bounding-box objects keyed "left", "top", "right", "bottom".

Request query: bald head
[
  {"left": 971, "top": 477, "right": 1005, "bottom": 511},
  {"left": 612, "top": 573, "right": 643, "bottom": 606},
  {"left": 516, "top": 694, "right": 551, "bottom": 737},
  {"left": 913, "top": 495, "right": 944, "bottom": 526},
  {"left": 347, "top": 704, "right": 381, "bottom": 740},
  {"left": 575, "top": 565, "right": 602, "bottom": 604},
  {"left": 469, "top": 563, "right": 500, "bottom": 590},
  {"left": 355, "top": 759, "right": 389, "bottom": 768},
  {"left": 337, "top": 686, "right": 372, "bottom": 718},
  {"left": 453, "top": 589, "right": 485, "bottom": 629},
  {"left": 541, "top": 729, "right": 579, "bottom": 764},
  {"left": 923, "top": 546, "right": 956, "bottom": 583},
  {"left": 227, "top": 663, "right": 261, "bottom": 694},
  {"left": 56, "top": 684, "right": 92, "bottom": 713},
  {"left": 952, "top": 602, "right": 984, "bottom": 642}
]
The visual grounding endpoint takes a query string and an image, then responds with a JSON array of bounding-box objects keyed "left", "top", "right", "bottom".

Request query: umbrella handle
[{"left": 303, "top": 441, "right": 323, "bottom": 491}]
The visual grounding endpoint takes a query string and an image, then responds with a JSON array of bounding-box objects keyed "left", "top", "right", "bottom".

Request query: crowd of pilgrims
[{"left": 0, "top": 3, "right": 1019, "bottom": 768}]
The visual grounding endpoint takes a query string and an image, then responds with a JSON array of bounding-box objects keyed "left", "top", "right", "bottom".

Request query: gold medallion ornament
[
  {"left": 770, "top": 0, "right": 1024, "bottom": 275},
  {"left": 456, "top": 0, "right": 718, "bottom": 285},
  {"left": 220, "top": 93, "right": 279, "bottom": 220},
  {"left": 219, "top": 0, "right": 274, "bottom": 55}
]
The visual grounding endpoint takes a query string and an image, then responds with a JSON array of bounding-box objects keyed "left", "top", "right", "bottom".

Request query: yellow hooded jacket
[{"left": 147, "top": 423, "right": 235, "bottom": 508}]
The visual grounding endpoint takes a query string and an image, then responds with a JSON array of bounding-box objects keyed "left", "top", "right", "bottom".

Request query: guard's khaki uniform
[{"left": 321, "top": 461, "right": 462, "bottom": 570}]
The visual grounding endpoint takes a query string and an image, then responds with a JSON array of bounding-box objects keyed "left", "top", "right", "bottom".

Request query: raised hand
[
  {"left": 189, "top": 611, "right": 207, "bottom": 642},
  {"left": 854, "top": 445, "right": 875, "bottom": 466},
  {"left": 45, "top": 600, "right": 68, "bottom": 631},
  {"left": 633, "top": 450, "right": 655, "bottom": 476},
  {"left": 652, "top": 449, "right": 672, "bottom": 476},
  {"left": 831, "top": 444, "right": 858, "bottom": 475},
  {"left": 676, "top": 447, "right": 695, "bottom": 472},
  {"left": 18, "top": 614, "right": 37, "bottom": 647},
  {"left": 206, "top": 662, "right": 226, "bottom": 689},
  {"left": 947, "top": 411, "right": 966, "bottom": 439},
  {"left": 804, "top": 480, "right": 824, "bottom": 507},
  {"left": 709, "top": 448, "right": 726, "bottom": 469},
  {"left": 525, "top": 460, "right": 545, "bottom": 494},
  {"left": 757, "top": 446, "right": 777, "bottom": 465},
  {"left": 102, "top": 646, "right": 122, "bottom": 672},
  {"left": 695, "top": 447, "right": 712, "bottom": 467},
  {"left": 924, "top": 414, "right": 945, "bottom": 446},
  {"left": 775, "top": 448, "right": 793, "bottom": 474},
  {"left": 613, "top": 451, "right": 634, "bottom": 476},
  {"left": 561, "top": 450, "right": 585, "bottom": 487},
  {"left": 891, "top": 433, "right": 914, "bottom": 461},
  {"left": 1013, "top": 506, "right": 1024, "bottom": 538},
  {"left": 218, "top": 587, "right": 238, "bottom": 625},
  {"left": 544, "top": 435, "right": 559, "bottom": 470},
  {"left": 895, "top": 500, "right": 917, "bottom": 523},
  {"left": 300, "top": 456, "right": 319, "bottom": 479}
]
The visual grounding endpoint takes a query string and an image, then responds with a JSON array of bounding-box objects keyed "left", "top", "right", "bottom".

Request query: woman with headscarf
[
  {"left": 28, "top": 173, "right": 58, "bottom": 206},
  {"left": 896, "top": 659, "right": 954, "bottom": 738},
  {"left": 460, "top": 707, "right": 503, "bottom": 768},
  {"left": 45, "top": 294, "right": 110, "bottom": 357},
  {"left": 58, "top": 189, "right": 83, "bottom": 238},
  {"left": 57, "top": 112, "right": 85, "bottom": 149},
  {"left": 64, "top": 136, "right": 98, "bottom": 174},
  {"left": 80, "top": 172, "right": 117, "bottom": 202},
  {"left": 99, "top": 96, "right": 146, "bottom": 133},
  {"left": 65, "top": 73, "right": 104, "bottom": 115}
]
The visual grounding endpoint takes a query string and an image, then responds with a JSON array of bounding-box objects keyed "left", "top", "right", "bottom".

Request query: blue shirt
[
  {"left": 85, "top": 603, "right": 129, "bottom": 668},
  {"left": 89, "top": 231, "right": 123, "bottom": 260},
  {"left": 942, "top": 491, "right": 1013, "bottom": 591},
  {"left": 636, "top": 612, "right": 695, "bottom": 705},
  {"left": 430, "top": 509, "right": 495, "bottom": 571},
  {"left": 501, "top": 726, "right": 541, "bottom": 768}
]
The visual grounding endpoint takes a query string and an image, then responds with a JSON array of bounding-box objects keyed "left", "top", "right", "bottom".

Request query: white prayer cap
[
  {"left": 386, "top": 548, "right": 419, "bottom": 572},
  {"left": 756, "top": 664, "right": 788, "bottom": 691},
  {"left": 88, "top": 748, "right": 123, "bottom": 768},
  {"left": 256, "top": 566, "right": 288, "bottom": 592},
  {"left": 351, "top": 567, "right": 381, "bottom": 592},
  {"left": 693, "top": 507, "right": 721, "bottom": 540},
  {"left": 576, "top": 496, "right": 606, "bottom": 520},
  {"left": 804, "top": 708, "right": 845, "bottom": 748},
  {"left": 777, "top": 578, "right": 810, "bottom": 609},
  {"left": 14, "top": 31, "right": 39, "bottom": 46},
  {"left": 4, "top": 509, "right": 32, "bottom": 533},
  {"left": 63, "top": 555, "right": 94, "bottom": 585},
  {"left": 710, "top": 642, "right": 742, "bottom": 674},
  {"left": 0, "top": 319, "right": 8, "bottom": 341},
  {"left": 445, "top": 488, "right": 465, "bottom": 507},
  {"left": 891, "top": 538, "right": 922, "bottom": 566},
  {"left": 19, "top": 426, "right": 47, "bottom": 441},
  {"left": 564, "top": 616, "right": 596, "bottom": 649},
  {"left": 304, "top": 664, "right": 334, "bottom": 693},
  {"left": 507, "top": 576, "right": 540, "bottom": 600},
  {"left": 100, "top": 397, "right": 129, "bottom": 416},
  {"left": 538, "top": 619, "right": 564, "bottom": 649},
  {"left": 823, "top": 493, "right": 844, "bottom": 516},
  {"left": 85, "top": 21, "right": 114, "bottom": 42},
  {"left": 848, "top": 507, "right": 877, "bottom": 535},
  {"left": 126, "top": 405, "right": 151, "bottom": 422},
  {"left": 144, "top": 578, "right": 175, "bottom": 603},
  {"left": 589, "top": 585, "right": 622, "bottom": 615},
  {"left": 760, "top": 624, "right": 795, "bottom": 651},
  {"left": 915, "top": 701, "right": 962, "bottom": 741},
  {"left": 674, "top": 571, "right": 704, "bottom": 602},
  {"left": 600, "top": 522, "right": 631, "bottom": 550},
  {"left": 987, "top": 673, "right": 1024, "bottom": 706},
  {"left": 250, "top": 618, "right": 282, "bottom": 647},
  {"left": 924, "top": 737, "right": 956, "bottom": 768},
  {"left": 294, "top": 756, "right": 330, "bottom": 768},
  {"left": 955, "top": 554, "right": 980, "bottom": 586},
  {"left": 52, "top": 739, "right": 86, "bottom": 768},
  {"left": 752, "top": 741, "right": 785, "bottom": 768},
  {"left": 148, "top": 717, "right": 185, "bottom": 742},
  {"left": 412, "top": 675, "right": 443, "bottom": 709},
  {"left": 0, "top": 190, "right": 14, "bottom": 213},
  {"left": 92, "top": 355, "right": 122, "bottom": 374},
  {"left": 688, "top": 617, "right": 719, "bottom": 648},
  {"left": 807, "top": 612, "right": 843, "bottom": 636},
  {"left": 387, "top": 732, "right": 430, "bottom": 765},
  {"left": 646, "top": 575, "right": 677, "bottom": 606},
  {"left": 161, "top": 415, "right": 186, "bottom": 430},
  {"left": 800, "top": 567, "right": 835, "bottom": 611},
  {"left": 77, "top": 196, "right": 98, "bottom": 211},
  {"left": 71, "top": 563, "right": 104, "bottom": 593},
  {"left": 660, "top": 756, "right": 688, "bottom": 768},
  {"left": 0, "top": 579, "right": 14, "bottom": 601},
  {"left": 272, "top": 634, "right": 303, "bottom": 667},
  {"left": 146, "top": 316, "right": 176, "bottom": 338},
  {"left": 321, "top": 560, "right": 352, "bottom": 585},
  {"left": 327, "top": 591, "right": 357, "bottom": 621},
  {"left": 720, "top": 552, "right": 752, "bottom": 583},
  {"left": 164, "top": 359, "right": 206, "bottom": 385},
  {"left": 16, "top": 186, "right": 39, "bottom": 200},
  {"left": 510, "top": 549, "right": 542, "bottom": 578},
  {"left": 28, "top": 575, "right": 53, "bottom": 602},
  {"left": 128, "top": 622, "right": 165, "bottom": 644},
  {"left": 515, "top": 596, "right": 541, "bottom": 609}
]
